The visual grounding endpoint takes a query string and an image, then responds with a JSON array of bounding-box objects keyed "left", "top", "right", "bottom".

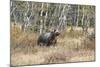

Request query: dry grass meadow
[{"left": 11, "top": 24, "right": 95, "bottom": 66}]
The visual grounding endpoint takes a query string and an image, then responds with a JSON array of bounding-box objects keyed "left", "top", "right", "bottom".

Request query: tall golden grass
[{"left": 11, "top": 24, "right": 95, "bottom": 66}]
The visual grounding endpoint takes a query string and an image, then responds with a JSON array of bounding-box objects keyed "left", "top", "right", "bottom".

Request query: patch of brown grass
[
  {"left": 11, "top": 25, "right": 39, "bottom": 54},
  {"left": 81, "top": 37, "right": 95, "bottom": 50},
  {"left": 11, "top": 26, "right": 95, "bottom": 66}
]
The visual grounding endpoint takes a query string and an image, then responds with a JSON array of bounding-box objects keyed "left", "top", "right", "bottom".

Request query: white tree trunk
[
  {"left": 82, "top": 7, "right": 85, "bottom": 31},
  {"left": 40, "top": 20, "right": 43, "bottom": 34},
  {"left": 58, "top": 5, "right": 66, "bottom": 31},
  {"left": 40, "top": 3, "right": 44, "bottom": 34},
  {"left": 76, "top": 5, "right": 79, "bottom": 27}
]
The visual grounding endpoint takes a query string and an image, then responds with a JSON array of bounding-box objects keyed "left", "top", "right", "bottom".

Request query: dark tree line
[{"left": 10, "top": 1, "right": 95, "bottom": 34}]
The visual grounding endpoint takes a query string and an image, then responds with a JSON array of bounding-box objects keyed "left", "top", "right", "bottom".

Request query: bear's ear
[{"left": 56, "top": 32, "right": 60, "bottom": 36}]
